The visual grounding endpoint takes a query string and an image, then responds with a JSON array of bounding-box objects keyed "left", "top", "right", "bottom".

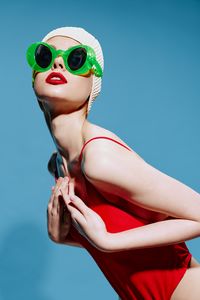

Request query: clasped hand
[{"left": 59, "top": 176, "right": 112, "bottom": 252}]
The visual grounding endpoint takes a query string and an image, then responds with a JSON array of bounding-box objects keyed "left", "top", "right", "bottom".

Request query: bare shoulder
[
  {"left": 83, "top": 120, "right": 126, "bottom": 145},
  {"left": 81, "top": 120, "right": 146, "bottom": 183},
  {"left": 82, "top": 120, "right": 144, "bottom": 161}
]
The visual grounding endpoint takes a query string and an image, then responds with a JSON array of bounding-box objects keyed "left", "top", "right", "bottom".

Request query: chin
[
  {"left": 35, "top": 84, "right": 70, "bottom": 101},
  {"left": 35, "top": 90, "right": 87, "bottom": 112},
  {"left": 34, "top": 78, "right": 91, "bottom": 108}
]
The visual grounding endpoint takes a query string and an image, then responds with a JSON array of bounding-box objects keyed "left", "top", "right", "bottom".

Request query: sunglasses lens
[
  {"left": 35, "top": 44, "right": 52, "bottom": 68},
  {"left": 68, "top": 47, "right": 87, "bottom": 71}
]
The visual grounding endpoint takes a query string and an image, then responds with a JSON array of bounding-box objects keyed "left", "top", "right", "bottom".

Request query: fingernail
[{"left": 70, "top": 195, "right": 75, "bottom": 201}]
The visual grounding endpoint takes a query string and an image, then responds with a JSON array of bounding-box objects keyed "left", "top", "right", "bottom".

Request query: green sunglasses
[{"left": 26, "top": 41, "right": 103, "bottom": 78}]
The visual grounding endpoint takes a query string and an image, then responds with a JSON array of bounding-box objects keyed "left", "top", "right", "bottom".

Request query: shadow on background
[{"left": 0, "top": 222, "right": 49, "bottom": 300}]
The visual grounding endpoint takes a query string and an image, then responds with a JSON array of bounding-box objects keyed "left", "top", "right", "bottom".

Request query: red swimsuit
[{"left": 55, "top": 136, "right": 192, "bottom": 300}]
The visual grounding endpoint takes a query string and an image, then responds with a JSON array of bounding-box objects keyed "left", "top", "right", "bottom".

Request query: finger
[
  {"left": 47, "top": 202, "right": 53, "bottom": 215},
  {"left": 51, "top": 189, "right": 62, "bottom": 209},
  {"left": 66, "top": 203, "right": 87, "bottom": 228},
  {"left": 58, "top": 184, "right": 70, "bottom": 213},
  {"left": 68, "top": 179, "right": 75, "bottom": 196},
  {"left": 49, "top": 189, "right": 56, "bottom": 206},
  {"left": 60, "top": 176, "right": 70, "bottom": 202},
  {"left": 59, "top": 177, "right": 69, "bottom": 193},
  {"left": 69, "top": 195, "right": 91, "bottom": 217},
  {"left": 55, "top": 177, "right": 65, "bottom": 192},
  {"left": 50, "top": 177, "right": 69, "bottom": 213},
  {"left": 48, "top": 178, "right": 64, "bottom": 212},
  {"left": 60, "top": 187, "right": 71, "bottom": 205},
  {"left": 60, "top": 183, "right": 69, "bottom": 195},
  {"left": 52, "top": 178, "right": 66, "bottom": 208},
  {"left": 51, "top": 177, "right": 63, "bottom": 200},
  {"left": 56, "top": 178, "right": 70, "bottom": 213}
]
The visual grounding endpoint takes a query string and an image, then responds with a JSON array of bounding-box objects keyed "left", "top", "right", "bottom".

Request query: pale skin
[{"left": 33, "top": 35, "right": 200, "bottom": 299}]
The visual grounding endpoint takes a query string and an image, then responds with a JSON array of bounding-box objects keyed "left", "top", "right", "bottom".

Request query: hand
[
  {"left": 60, "top": 191, "right": 111, "bottom": 252},
  {"left": 60, "top": 178, "right": 88, "bottom": 238},
  {"left": 47, "top": 176, "right": 72, "bottom": 244}
]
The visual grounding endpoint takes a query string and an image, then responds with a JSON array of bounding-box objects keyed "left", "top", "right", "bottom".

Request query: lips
[{"left": 45, "top": 72, "right": 68, "bottom": 85}]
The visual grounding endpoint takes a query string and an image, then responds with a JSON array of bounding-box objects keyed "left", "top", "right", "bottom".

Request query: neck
[{"left": 47, "top": 108, "right": 89, "bottom": 165}]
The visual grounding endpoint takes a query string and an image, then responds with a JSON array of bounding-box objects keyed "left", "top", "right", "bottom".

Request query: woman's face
[{"left": 33, "top": 35, "right": 93, "bottom": 115}]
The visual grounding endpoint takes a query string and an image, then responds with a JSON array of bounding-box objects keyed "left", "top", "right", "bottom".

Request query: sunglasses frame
[{"left": 26, "top": 41, "right": 103, "bottom": 78}]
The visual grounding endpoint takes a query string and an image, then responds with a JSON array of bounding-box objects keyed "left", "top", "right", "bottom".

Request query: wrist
[{"left": 99, "top": 232, "right": 117, "bottom": 253}]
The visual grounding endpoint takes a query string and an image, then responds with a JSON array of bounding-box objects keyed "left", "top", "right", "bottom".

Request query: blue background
[{"left": 0, "top": 0, "right": 200, "bottom": 299}]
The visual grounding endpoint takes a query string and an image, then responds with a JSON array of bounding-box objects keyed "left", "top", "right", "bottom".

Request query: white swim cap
[{"left": 41, "top": 26, "right": 104, "bottom": 116}]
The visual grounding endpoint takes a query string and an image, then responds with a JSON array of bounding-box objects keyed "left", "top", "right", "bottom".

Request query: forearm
[{"left": 105, "top": 219, "right": 200, "bottom": 252}]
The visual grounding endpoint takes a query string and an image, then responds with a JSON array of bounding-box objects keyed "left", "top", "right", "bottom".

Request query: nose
[{"left": 51, "top": 55, "right": 65, "bottom": 71}]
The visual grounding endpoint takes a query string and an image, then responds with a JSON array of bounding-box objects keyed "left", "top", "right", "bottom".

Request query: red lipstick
[{"left": 46, "top": 72, "right": 68, "bottom": 85}]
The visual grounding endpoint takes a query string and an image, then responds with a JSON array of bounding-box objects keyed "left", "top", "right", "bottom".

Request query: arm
[
  {"left": 81, "top": 139, "right": 200, "bottom": 252},
  {"left": 107, "top": 218, "right": 200, "bottom": 252}
]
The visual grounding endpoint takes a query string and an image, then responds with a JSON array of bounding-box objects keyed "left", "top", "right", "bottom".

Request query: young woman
[{"left": 26, "top": 26, "right": 200, "bottom": 300}]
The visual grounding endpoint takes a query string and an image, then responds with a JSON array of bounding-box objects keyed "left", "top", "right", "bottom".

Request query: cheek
[
  {"left": 33, "top": 73, "right": 47, "bottom": 96},
  {"left": 71, "top": 75, "right": 93, "bottom": 98}
]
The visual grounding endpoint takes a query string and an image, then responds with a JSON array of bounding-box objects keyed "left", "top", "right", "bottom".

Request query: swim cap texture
[{"left": 41, "top": 26, "right": 104, "bottom": 116}]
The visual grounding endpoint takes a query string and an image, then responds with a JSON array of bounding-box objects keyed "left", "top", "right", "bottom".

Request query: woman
[{"left": 26, "top": 26, "right": 200, "bottom": 300}]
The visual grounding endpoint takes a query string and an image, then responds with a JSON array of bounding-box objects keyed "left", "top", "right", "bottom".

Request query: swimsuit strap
[{"left": 79, "top": 136, "right": 132, "bottom": 163}]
